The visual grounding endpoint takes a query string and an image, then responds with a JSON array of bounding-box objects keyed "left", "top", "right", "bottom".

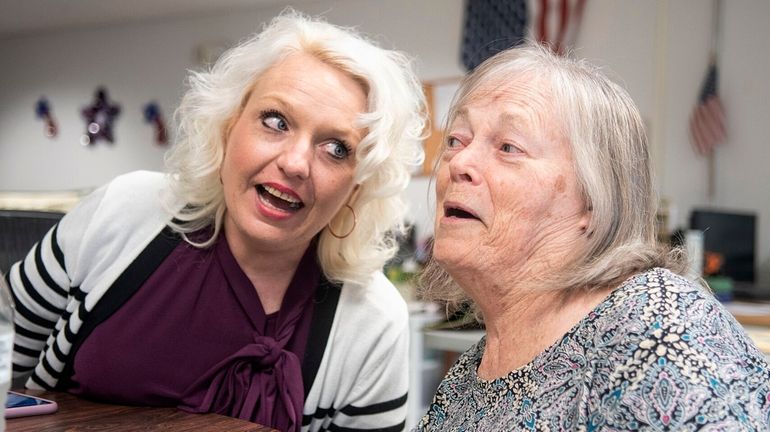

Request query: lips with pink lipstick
[{"left": 257, "top": 183, "right": 305, "bottom": 213}]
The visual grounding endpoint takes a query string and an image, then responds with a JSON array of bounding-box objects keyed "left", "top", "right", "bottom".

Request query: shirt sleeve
[
  {"left": 604, "top": 298, "right": 770, "bottom": 430},
  {"left": 328, "top": 319, "right": 410, "bottom": 432},
  {"left": 7, "top": 184, "right": 106, "bottom": 386}
]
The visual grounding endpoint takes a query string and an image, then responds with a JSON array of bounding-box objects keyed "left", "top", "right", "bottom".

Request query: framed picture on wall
[{"left": 421, "top": 78, "right": 462, "bottom": 176}]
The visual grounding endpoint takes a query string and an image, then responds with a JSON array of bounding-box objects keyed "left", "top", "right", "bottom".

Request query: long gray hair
[{"left": 420, "top": 43, "right": 686, "bottom": 314}]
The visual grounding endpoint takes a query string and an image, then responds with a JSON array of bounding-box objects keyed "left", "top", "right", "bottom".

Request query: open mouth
[
  {"left": 444, "top": 206, "right": 480, "bottom": 221},
  {"left": 257, "top": 184, "right": 304, "bottom": 212}
]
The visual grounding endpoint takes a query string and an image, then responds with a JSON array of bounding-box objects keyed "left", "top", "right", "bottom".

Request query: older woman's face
[
  {"left": 433, "top": 78, "right": 588, "bottom": 280},
  {"left": 220, "top": 53, "right": 366, "bottom": 255}
]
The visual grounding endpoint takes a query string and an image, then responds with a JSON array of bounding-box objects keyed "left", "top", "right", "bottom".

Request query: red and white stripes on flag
[
  {"left": 689, "top": 61, "right": 727, "bottom": 156},
  {"left": 533, "top": 0, "right": 587, "bottom": 55}
]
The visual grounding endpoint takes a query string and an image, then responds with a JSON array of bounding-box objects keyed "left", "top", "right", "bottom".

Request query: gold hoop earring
[{"left": 327, "top": 204, "right": 357, "bottom": 239}]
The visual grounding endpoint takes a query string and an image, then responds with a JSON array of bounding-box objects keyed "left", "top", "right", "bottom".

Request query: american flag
[
  {"left": 533, "top": 0, "right": 587, "bottom": 55},
  {"left": 460, "top": 0, "right": 528, "bottom": 72},
  {"left": 460, "top": 0, "right": 587, "bottom": 72},
  {"left": 689, "top": 60, "right": 727, "bottom": 156}
]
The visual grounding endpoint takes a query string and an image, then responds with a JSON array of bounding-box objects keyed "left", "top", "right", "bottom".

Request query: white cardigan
[{"left": 8, "top": 170, "right": 409, "bottom": 431}]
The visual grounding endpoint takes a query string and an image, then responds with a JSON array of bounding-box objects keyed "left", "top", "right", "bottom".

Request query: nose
[
  {"left": 277, "top": 137, "right": 312, "bottom": 179},
  {"left": 447, "top": 141, "right": 483, "bottom": 185}
]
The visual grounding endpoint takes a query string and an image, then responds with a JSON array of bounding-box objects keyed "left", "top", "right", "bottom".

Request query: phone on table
[{"left": 5, "top": 391, "right": 58, "bottom": 418}]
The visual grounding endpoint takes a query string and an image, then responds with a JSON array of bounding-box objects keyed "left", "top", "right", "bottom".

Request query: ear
[
  {"left": 218, "top": 113, "right": 241, "bottom": 181},
  {"left": 221, "top": 115, "right": 239, "bottom": 154},
  {"left": 348, "top": 184, "right": 361, "bottom": 204},
  {"left": 578, "top": 207, "right": 591, "bottom": 232}
]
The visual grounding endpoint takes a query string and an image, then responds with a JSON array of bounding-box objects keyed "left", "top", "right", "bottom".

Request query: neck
[
  {"left": 460, "top": 271, "right": 612, "bottom": 380},
  {"left": 223, "top": 220, "right": 309, "bottom": 314}
]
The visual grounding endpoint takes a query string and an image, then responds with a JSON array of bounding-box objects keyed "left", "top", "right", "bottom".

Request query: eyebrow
[
  {"left": 498, "top": 112, "right": 531, "bottom": 133},
  {"left": 454, "top": 107, "right": 530, "bottom": 133}
]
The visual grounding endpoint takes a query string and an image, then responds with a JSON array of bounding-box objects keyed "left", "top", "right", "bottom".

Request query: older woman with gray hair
[
  {"left": 416, "top": 43, "right": 770, "bottom": 431},
  {"left": 7, "top": 11, "right": 424, "bottom": 431}
]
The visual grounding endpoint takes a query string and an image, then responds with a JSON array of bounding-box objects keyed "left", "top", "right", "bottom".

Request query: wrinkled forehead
[
  {"left": 456, "top": 73, "right": 564, "bottom": 135},
  {"left": 472, "top": 71, "right": 550, "bottom": 107}
]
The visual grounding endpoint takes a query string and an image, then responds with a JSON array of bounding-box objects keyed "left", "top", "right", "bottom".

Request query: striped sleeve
[
  {"left": 305, "top": 320, "right": 410, "bottom": 431},
  {"left": 331, "top": 392, "right": 409, "bottom": 432},
  {"left": 8, "top": 223, "right": 71, "bottom": 380}
]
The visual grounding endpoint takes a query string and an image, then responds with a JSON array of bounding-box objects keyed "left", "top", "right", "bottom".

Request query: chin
[{"left": 432, "top": 239, "right": 463, "bottom": 266}]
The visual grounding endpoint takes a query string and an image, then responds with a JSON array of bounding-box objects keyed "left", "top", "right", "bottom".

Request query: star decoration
[{"left": 81, "top": 87, "right": 121, "bottom": 146}]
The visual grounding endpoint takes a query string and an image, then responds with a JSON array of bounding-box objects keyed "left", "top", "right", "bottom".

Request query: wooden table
[
  {"left": 725, "top": 301, "right": 770, "bottom": 327},
  {"left": 423, "top": 329, "right": 484, "bottom": 353},
  {"left": 7, "top": 390, "right": 277, "bottom": 431}
]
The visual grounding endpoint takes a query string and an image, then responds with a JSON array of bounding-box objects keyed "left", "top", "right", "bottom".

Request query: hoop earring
[{"left": 327, "top": 204, "right": 357, "bottom": 239}]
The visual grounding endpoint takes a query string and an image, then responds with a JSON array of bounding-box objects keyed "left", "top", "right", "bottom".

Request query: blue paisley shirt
[{"left": 415, "top": 268, "right": 770, "bottom": 431}]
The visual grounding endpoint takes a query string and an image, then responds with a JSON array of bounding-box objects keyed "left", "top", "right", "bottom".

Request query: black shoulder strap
[
  {"left": 58, "top": 226, "right": 181, "bottom": 388},
  {"left": 302, "top": 276, "right": 342, "bottom": 399}
]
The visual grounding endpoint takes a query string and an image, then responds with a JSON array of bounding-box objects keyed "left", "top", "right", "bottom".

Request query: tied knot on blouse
[
  {"left": 181, "top": 332, "right": 304, "bottom": 431},
  {"left": 250, "top": 335, "right": 286, "bottom": 367},
  {"left": 177, "top": 234, "right": 321, "bottom": 432}
]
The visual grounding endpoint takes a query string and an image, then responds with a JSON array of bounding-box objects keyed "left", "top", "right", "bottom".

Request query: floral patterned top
[{"left": 415, "top": 268, "right": 770, "bottom": 431}]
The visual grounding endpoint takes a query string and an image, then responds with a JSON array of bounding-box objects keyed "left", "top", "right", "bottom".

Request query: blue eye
[
  {"left": 261, "top": 111, "right": 288, "bottom": 131},
  {"left": 501, "top": 143, "right": 521, "bottom": 153},
  {"left": 446, "top": 136, "right": 461, "bottom": 148},
  {"left": 325, "top": 141, "right": 351, "bottom": 160}
]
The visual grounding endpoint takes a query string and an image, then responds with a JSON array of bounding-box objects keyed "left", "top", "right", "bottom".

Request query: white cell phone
[{"left": 5, "top": 391, "right": 58, "bottom": 418}]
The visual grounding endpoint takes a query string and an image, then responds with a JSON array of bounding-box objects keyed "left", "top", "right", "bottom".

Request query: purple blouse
[{"left": 69, "top": 231, "right": 320, "bottom": 431}]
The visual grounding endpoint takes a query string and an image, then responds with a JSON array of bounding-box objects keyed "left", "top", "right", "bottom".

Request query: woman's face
[
  {"left": 433, "top": 77, "right": 588, "bottom": 282},
  {"left": 220, "top": 53, "right": 366, "bottom": 256}
]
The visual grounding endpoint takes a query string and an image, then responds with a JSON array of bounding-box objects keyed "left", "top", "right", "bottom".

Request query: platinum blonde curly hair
[
  {"left": 420, "top": 42, "right": 686, "bottom": 313},
  {"left": 164, "top": 10, "right": 426, "bottom": 286}
]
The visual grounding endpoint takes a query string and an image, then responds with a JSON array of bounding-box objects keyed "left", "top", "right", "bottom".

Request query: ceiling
[{"left": 0, "top": 0, "right": 310, "bottom": 39}]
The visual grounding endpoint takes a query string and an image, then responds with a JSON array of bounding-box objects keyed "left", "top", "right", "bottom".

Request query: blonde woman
[{"left": 8, "top": 12, "right": 425, "bottom": 432}]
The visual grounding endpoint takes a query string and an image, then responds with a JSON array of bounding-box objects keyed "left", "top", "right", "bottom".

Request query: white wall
[
  {"left": 1, "top": 0, "right": 769, "bottom": 285},
  {"left": 0, "top": 0, "right": 465, "bottom": 192}
]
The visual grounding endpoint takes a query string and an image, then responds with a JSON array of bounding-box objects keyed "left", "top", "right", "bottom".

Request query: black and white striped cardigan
[{"left": 7, "top": 171, "right": 409, "bottom": 431}]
